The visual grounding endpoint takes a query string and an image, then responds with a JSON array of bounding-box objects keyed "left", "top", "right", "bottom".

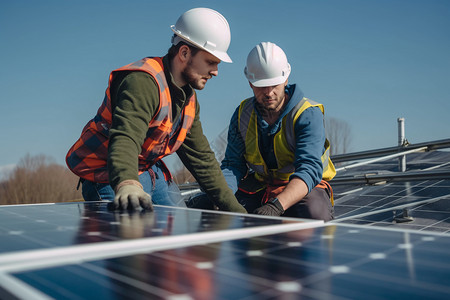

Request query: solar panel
[
  {"left": 0, "top": 202, "right": 319, "bottom": 253},
  {"left": 1, "top": 201, "right": 450, "bottom": 299},
  {"left": 1, "top": 148, "right": 450, "bottom": 299},
  {"left": 332, "top": 151, "right": 450, "bottom": 233}
]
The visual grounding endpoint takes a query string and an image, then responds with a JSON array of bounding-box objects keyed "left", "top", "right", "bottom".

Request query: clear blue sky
[{"left": 1, "top": 0, "right": 449, "bottom": 174}]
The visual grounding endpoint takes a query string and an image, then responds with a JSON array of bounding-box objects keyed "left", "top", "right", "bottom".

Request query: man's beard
[
  {"left": 181, "top": 60, "right": 206, "bottom": 90},
  {"left": 256, "top": 94, "right": 286, "bottom": 114},
  {"left": 255, "top": 101, "right": 275, "bottom": 116}
]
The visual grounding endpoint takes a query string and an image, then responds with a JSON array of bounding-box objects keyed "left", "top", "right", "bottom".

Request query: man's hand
[
  {"left": 110, "top": 181, "right": 153, "bottom": 211},
  {"left": 253, "top": 198, "right": 285, "bottom": 216}
]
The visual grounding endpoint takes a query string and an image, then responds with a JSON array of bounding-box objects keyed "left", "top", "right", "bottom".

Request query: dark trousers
[
  {"left": 236, "top": 185, "right": 334, "bottom": 221},
  {"left": 187, "top": 185, "right": 334, "bottom": 222}
]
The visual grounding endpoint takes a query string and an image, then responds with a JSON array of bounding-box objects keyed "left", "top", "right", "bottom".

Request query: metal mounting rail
[
  {"left": 331, "top": 138, "right": 450, "bottom": 163},
  {"left": 335, "top": 146, "right": 428, "bottom": 172},
  {"left": 330, "top": 169, "right": 450, "bottom": 185}
]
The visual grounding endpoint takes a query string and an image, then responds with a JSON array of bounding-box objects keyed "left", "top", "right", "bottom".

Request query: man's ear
[{"left": 178, "top": 44, "right": 190, "bottom": 63}]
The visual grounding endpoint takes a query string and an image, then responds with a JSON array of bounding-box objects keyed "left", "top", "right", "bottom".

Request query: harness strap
[
  {"left": 156, "top": 160, "right": 173, "bottom": 183},
  {"left": 259, "top": 180, "right": 334, "bottom": 206},
  {"left": 238, "top": 173, "right": 334, "bottom": 206},
  {"left": 315, "top": 180, "right": 334, "bottom": 205}
]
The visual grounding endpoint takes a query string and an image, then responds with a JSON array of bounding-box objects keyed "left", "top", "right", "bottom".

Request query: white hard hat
[
  {"left": 171, "top": 8, "right": 232, "bottom": 63},
  {"left": 244, "top": 42, "right": 291, "bottom": 87}
]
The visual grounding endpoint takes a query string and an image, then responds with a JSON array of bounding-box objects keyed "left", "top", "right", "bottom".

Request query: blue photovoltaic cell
[
  {"left": 8, "top": 224, "right": 450, "bottom": 299},
  {"left": 0, "top": 201, "right": 449, "bottom": 299},
  {"left": 0, "top": 202, "right": 304, "bottom": 254},
  {"left": 1, "top": 149, "right": 450, "bottom": 299},
  {"left": 332, "top": 151, "right": 450, "bottom": 233}
]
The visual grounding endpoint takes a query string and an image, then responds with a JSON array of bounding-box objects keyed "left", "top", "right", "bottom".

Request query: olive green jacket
[{"left": 107, "top": 56, "right": 245, "bottom": 212}]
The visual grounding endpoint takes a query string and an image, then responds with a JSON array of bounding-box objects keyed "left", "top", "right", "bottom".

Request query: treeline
[
  {"left": 169, "top": 117, "right": 353, "bottom": 185},
  {"left": 0, "top": 154, "right": 82, "bottom": 205},
  {"left": 168, "top": 156, "right": 195, "bottom": 185},
  {"left": 0, "top": 153, "right": 192, "bottom": 205},
  {"left": 1, "top": 117, "right": 352, "bottom": 205}
]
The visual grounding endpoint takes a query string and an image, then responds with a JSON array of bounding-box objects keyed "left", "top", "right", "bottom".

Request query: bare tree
[
  {"left": 209, "top": 127, "right": 229, "bottom": 163},
  {"left": 325, "top": 117, "right": 352, "bottom": 156},
  {"left": 172, "top": 158, "right": 195, "bottom": 185},
  {"left": 172, "top": 127, "right": 229, "bottom": 185},
  {"left": 0, "top": 154, "right": 82, "bottom": 205},
  {"left": 209, "top": 118, "right": 353, "bottom": 159},
  {"left": 171, "top": 116, "right": 352, "bottom": 185}
]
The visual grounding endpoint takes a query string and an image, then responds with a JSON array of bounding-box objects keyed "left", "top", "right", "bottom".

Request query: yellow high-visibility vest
[{"left": 238, "top": 96, "right": 336, "bottom": 183}]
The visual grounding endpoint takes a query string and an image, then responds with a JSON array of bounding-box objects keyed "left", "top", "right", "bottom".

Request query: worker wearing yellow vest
[
  {"left": 220, "top": 42, "right": 336, "bottom": 220},
  {"left": 66, "top": 8, "right": 246, "bottom": 213}
]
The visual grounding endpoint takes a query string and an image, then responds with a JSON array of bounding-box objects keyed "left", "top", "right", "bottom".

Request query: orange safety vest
[{"left": 66, "top": 57, "right": 196, "bottom": 183}]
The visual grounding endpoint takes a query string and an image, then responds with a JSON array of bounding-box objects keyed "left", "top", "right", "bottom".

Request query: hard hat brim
[
  {"left": 212, "top": 50, "right": 232, "bottom": 63},
  {"left": 249, "top": 76, "right": 288, "bottom": 87},
  {"left": 171, "top": 28, "right": 232, "bottom": 63}
]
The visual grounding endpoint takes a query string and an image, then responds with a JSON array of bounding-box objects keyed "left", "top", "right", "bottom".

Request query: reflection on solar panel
[
  {"left": 0, "top": 201, "right": 450, "bottom": 299},
  {"left": 332, "top": 150, "right": 450, "bottom": 233},
  {"left": 1, "top": 142, "right": 450, "bottom": 299}
]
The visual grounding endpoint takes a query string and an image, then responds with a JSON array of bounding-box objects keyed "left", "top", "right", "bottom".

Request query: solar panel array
[
  {"left": 1, "top": 201, "right": 450, "bottom": 299},
  {"left": 332, "top": 151, "right": 450, "bottom": 233},
  {"left": 1, "top": 149, "right": 450, "bottom": 299}
]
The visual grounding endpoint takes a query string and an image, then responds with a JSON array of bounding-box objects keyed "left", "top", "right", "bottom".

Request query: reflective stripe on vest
[
  {"left": 238, "top": 96, "right": 336, "bottom": 182},
  {"left": 66, "top": 57, "right": 196, "bottom": 183}
]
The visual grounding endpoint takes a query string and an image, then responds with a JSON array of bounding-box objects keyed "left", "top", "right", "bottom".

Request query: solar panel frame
[
  {"left": 0, "top": 201, "right": 449, "bottom": 299},
  {"left": 1, "top": 150, "right": 450, "bottom": 299}
]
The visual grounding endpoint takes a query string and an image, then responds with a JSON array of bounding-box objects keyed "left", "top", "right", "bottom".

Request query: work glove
[
  {"left": 253, "top": 198, "right": 285, "bottom": 216},
  {"left": 110, "top": 182, "right": 153, "bottom": 211}
]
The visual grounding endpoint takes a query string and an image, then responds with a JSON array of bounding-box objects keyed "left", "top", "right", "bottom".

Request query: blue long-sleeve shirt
[{"left": 221, "top": 84, "right": 325, "bottom": 194}]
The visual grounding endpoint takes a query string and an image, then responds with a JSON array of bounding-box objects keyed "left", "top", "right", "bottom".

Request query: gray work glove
[
  {"left": 253, "top": 198, "right": 284, "bottom": 216},
  {"left": 110, "top": 183, "right": 153, "bottom": 211}
]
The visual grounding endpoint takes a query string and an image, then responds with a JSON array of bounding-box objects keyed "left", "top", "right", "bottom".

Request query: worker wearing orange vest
[
  {"left": 220, "top": 42, "right": 336, "bottom": 220},
  {"left": 66, "top": 8, "right": 246, "bottom": 213}
]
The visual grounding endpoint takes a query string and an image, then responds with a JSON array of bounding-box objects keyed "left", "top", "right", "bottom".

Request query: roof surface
[{"left": 0, "top": 146, "right": 449, "bottom": 299}]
